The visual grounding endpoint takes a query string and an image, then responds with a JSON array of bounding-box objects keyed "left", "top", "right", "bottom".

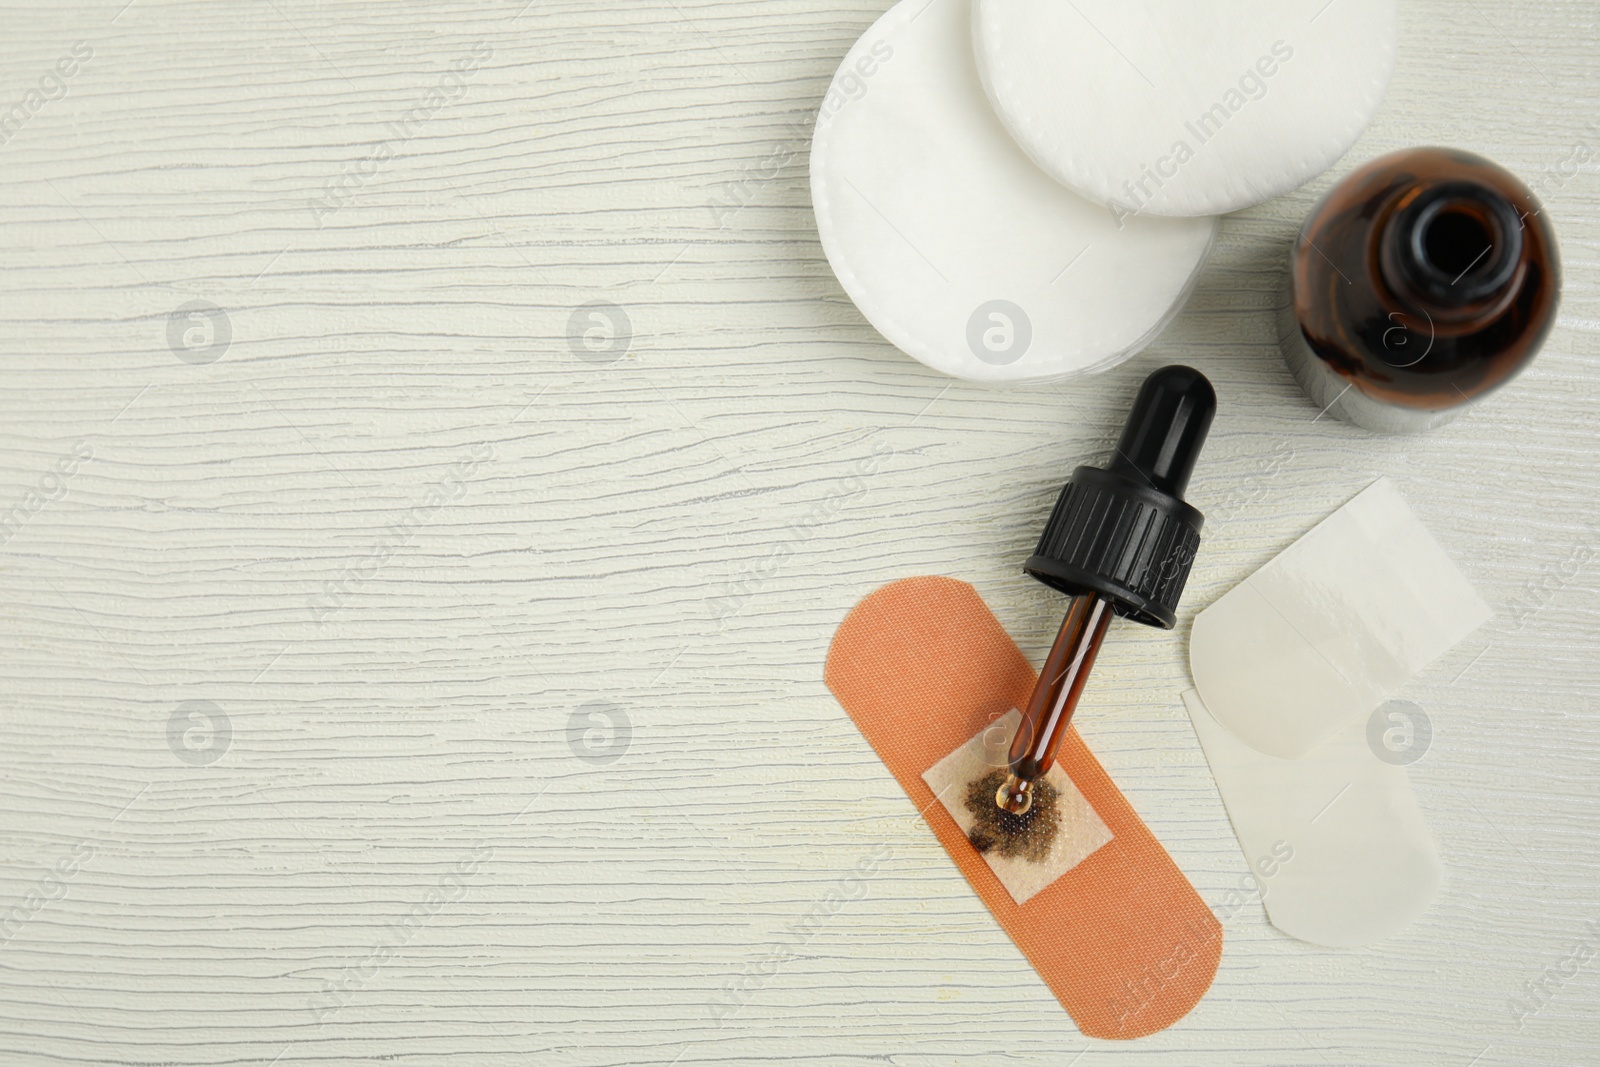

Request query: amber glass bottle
[{"left": 1280, "top": 147, "right": 1560, "bottom": 433}]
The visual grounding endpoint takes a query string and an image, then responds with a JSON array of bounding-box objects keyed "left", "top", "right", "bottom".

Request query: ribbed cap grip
[{"left": 1024, "top": 466, "right": 1204, "bottom": 630}]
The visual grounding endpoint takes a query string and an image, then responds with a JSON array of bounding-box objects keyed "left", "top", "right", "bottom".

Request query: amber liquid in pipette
[{"left": 996, "top": 592, "right": 1113, "bottom": 815}]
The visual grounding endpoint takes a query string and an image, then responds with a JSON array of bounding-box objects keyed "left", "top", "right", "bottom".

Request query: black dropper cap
[{"left": 1023, "top": 366, "right": 1216, "bottom": 629}]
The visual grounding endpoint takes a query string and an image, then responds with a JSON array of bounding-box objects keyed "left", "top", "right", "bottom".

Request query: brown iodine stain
[{"left": 962, "top": 769, "right": 1060, "bottom": 863}]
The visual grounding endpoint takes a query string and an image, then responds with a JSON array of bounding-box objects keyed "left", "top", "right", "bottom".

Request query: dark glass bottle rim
[{"left": 1389, "top": 180, "right": 1523, "bottom": 306}]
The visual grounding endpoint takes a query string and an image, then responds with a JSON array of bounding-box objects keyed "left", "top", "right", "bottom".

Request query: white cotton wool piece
[
  {"left": 809, "top": 0, "right": 1215, "bottom": 383},
  {"left": 972, "top": 0, "right": 1398, "bottom": 217}
]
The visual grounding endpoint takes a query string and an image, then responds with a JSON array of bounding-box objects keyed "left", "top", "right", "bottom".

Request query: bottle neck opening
[{"left": 1380, "top": 181, "right": 1523, "bottom": 318}]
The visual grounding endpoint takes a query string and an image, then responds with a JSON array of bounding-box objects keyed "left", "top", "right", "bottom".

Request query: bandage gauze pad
[
  {"left": 826, "top": 576, "right": 1220, "bottom": 1039},
  {"left": 972, "top": 0, "right": 1398, "bottom": 216},
  {"left": 923, "top": 709, "right": 1113, "bottom": 905},
  {"left": 809, "top": 0, "right": 1215, "bottom": 382}
]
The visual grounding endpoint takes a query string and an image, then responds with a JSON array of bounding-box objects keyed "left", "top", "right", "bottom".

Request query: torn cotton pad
[
  {"left": 1191, "top": 478, "right": 1491, "bottom": 760},
  {"left": 922, "top": 709, "right": 1113, "bottom": 904},
  {"left": 1184, "top": 690, "right": 1442, "bottom": 947},
  {"left": 809, "top": 0, "right": 1215, "bottom": 383},
  {"left": 972, "top": 0, "right": 1398, "bottom": 216}
]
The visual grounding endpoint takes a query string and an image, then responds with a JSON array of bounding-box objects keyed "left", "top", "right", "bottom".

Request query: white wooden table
[{"left": 2, "top": 2, "right": 1597, "bottom": 1064}]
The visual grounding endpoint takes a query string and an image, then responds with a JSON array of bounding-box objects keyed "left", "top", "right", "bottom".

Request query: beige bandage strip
[
  {"left": 1191, "top": 477, "right": 1491, "bottom": 759},
  {"left": 1183, "top": 689, "right": 1443, "bottom": 947},
  {"left": 826, "top": 576, "right": 1220, "bottom": 1039},
  {"left": 1185, "top": 478, "right": 1480, "bottom": 946}
]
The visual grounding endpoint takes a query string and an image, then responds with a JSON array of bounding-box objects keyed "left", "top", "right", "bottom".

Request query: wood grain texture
[{"left": 0, "top": 1, "right": 1596, "bottom": 1064}]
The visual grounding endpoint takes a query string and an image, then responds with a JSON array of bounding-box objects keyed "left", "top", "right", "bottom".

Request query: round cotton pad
[
  {"left": 972, "top": 0, "right": 1398, "bottom": 217},
  {"left": 810, "top": 0, "right": 1215, "bottom": 383}
]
